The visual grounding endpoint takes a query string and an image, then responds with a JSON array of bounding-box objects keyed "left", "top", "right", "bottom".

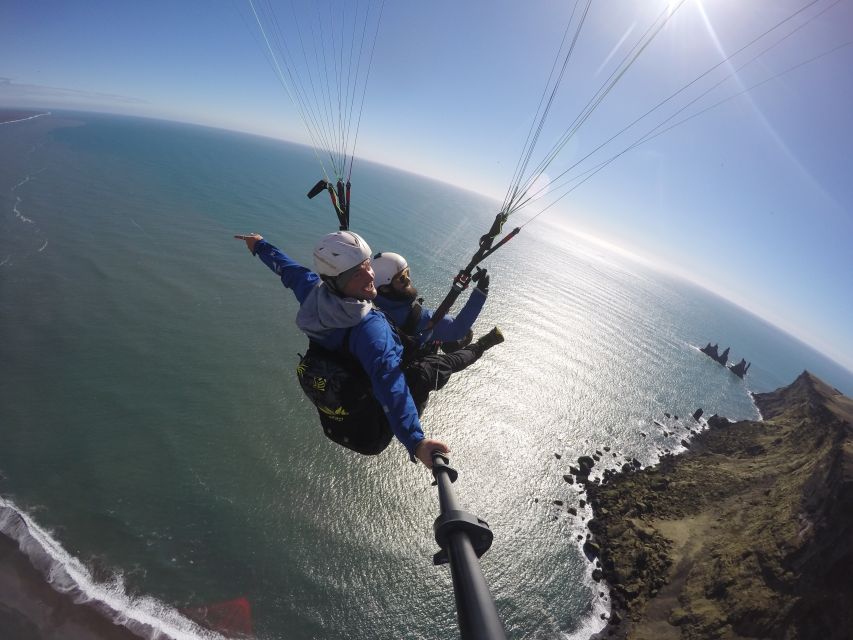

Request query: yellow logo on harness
[{"left": 319, "top": 405, "right": 349, "bottom": 420}]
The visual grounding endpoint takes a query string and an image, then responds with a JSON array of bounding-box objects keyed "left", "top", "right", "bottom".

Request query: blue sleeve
[
  {"left": 254, "top": 239, "right": 320, "bottom": 304},
  {"left": 349, "top": 312, "right": 424, "bottom": 456},
  {"left": 377, "top": 300, "right": 410, "bottom": 329},
  {"left": 421, "top": 288, "right": 487, "bottom": 343}
]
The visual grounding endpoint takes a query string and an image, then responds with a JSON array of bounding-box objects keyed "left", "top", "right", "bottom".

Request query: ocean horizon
[{"left": 2, "top": 110, "right": 852, "bottom": 640}]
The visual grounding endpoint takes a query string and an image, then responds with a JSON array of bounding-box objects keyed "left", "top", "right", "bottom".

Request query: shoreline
[
  {"left": 581, "top": 371, "right": 853, "bottom": 639},
  {"left": 0, "top": 110, "right": 51, "bottom": 125},
  {"left": 0, "top": 534, "right": 143, "bottom": 640},
  {"left": 4, "top": 370, "right": 848, "bottom": 638},
  {"left": 0, "top": 498, "right": 248, "bottom": 640}
]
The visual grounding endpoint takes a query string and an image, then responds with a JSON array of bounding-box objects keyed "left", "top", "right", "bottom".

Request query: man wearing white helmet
[
  {"left": 371, "top": 251, "right": 499, "bottom": 352},
  {"left": 235, "top": 231, "right": 487, "bottom": 468}
]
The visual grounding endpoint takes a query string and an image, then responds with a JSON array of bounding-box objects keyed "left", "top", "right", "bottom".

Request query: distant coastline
[
  {"left": 583, "top": 372, "right": 853, "bottom": 639},
  {"left": 0, "top": 110, "right": 51, "bottom": 125}
]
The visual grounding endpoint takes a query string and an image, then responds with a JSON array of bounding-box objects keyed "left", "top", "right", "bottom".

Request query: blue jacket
[
  {"left": 375, "top": 287, "right": 487, "bottom": 345},
  {"left": 254, "top": 239, "right": 424, "bottom": 457}
]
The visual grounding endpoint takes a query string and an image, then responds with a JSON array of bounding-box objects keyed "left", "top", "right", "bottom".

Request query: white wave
[
  {"left": 0, "top": 255, "right": 9, "bottom": 267},
  {"left": 38, "top": 240, "right": 48, "bottom": 252},
  {"left": 13, "top": 196, "right": 34, "bottom": 224},
  {"left": 0, "top": 496, "right": 228, "bottom": 640},
  {"left": 750, "top": 390, "right": 763, "bottom": 421},
  {"left": 11, "top": 168, "right": 47, "bottom": 192},
  {"left": 12, "top": 176, "right": 32, "bottom": 191},
  {"left": 0, "top": 111, "right": 51, "bottom": 126}
]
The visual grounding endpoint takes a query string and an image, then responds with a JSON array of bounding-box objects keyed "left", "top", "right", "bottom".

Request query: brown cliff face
[{"left": 586, "top": 372, "right": 853, "bottom": 640}]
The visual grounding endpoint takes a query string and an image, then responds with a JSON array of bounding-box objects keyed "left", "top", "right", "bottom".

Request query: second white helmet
[
  {"left": 371, "top": 252, "right": 408, "bottom": 288},
  {"left": 313, "top": 231, "right": 372, "bottom": 277}
]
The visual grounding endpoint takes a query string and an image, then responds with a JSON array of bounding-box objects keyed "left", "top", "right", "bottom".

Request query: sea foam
[
  {"left": 0, "top": 496, "right": 227, "bottom": 640},
  {"left": 0, "top": 111, "right": 51, "bottom": 126}
]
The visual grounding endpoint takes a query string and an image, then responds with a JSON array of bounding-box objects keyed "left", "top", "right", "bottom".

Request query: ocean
[{"left": 1, "top": 112, "right": 851, "bottom": 640}]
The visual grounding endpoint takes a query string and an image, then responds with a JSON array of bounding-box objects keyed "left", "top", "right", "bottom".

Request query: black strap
[
  {"left": 340, "top": 326, "right": 354, "bottom": 356},
  {"left": 402, "top": 302, "right": 423, "bottom": 336},
  {"left": 307, "top": 326, "right": 355, "bottom": 362}
]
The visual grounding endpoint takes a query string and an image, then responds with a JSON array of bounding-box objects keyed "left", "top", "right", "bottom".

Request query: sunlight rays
[{"left": 693, "top": 0, "right": 845, "bottom": 213}]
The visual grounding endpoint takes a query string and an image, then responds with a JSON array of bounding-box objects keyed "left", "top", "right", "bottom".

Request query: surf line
[
  {"left": 12, "top": 168, "right": 46, "bottom": 192},
  {"left": 0, "top": 111, "right": 51, "bottom": 126},
  {"left": 12, "top": 176, "right": 32, "bottom": 191},
  {"left": 13, "top": 197, "right": 34, "bottom": 223},
  {"left": 0, "top": 496, "right": 228, "bottom": 640}
]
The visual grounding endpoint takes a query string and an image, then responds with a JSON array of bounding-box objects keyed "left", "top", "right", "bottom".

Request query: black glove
[{"left": 472, "top": 268, "right": 489, "bottom": 293}]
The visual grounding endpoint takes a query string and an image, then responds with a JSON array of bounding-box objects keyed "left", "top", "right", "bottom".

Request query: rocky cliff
[{"left": 586, "top": 372, "right": 853, "bottom": 639}]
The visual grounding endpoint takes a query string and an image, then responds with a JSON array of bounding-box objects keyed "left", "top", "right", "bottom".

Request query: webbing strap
[{"left": 402, "top": 302, "right": 423, "bottom": 336}]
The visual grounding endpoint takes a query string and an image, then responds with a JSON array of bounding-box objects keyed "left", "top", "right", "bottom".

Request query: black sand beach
[{"left": 0, "top": 535, "right": 141, "bottom": 640}]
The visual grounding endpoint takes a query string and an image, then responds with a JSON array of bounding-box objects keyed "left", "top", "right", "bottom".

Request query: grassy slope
[{"left": 586, "top": 372, "right": 853, "bottom": 640}]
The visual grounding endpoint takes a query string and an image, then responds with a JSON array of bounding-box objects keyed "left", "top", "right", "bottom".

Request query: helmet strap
[{"left": 320, "top": 275, "right": 345, "bottom": 297}]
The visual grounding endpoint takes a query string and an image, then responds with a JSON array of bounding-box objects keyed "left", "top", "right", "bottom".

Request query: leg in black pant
[{"left": 404, "top": 343, "right": 485, "bottom": 416}]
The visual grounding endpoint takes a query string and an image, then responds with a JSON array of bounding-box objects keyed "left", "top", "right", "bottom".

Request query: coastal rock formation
[
  {"left": 700, "top": 342, "right": 721, "bottom": 360},
  {"left": 728, "top": 358, "right": 751, "bottom": 378},
  {"left": 700, "top": 343, "right": 729, "bottom": 366},
  {"left": 700, "top": 342, "right": 752, "bottom": 378},
  {"left": 587, "top": 372, "right": 853, "bottom": 639}
]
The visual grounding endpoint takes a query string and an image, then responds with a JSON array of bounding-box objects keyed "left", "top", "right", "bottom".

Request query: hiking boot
[{"left": 476, "top": 326, "right": 505, "bottom": 351}]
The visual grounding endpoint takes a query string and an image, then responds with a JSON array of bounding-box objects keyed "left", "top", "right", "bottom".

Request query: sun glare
[{"left": 668, "top": 0, "right": 706, "bottom": 16}]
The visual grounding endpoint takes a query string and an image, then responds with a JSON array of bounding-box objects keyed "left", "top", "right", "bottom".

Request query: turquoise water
[{"left": 1, "top": 112, "right": 851, "bottom": 640}]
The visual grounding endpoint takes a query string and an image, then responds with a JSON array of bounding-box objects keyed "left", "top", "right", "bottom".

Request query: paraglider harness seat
[
  {"left": 296, "top": 327, "right": 393, "bottom": 455},
  {"left": 295, "top": 314, "right": 430, "bottom": 456}
]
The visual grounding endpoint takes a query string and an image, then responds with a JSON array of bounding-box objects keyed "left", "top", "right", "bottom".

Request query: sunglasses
[{"left": 392, "top": 267, "right": 411, "bottom": 287}]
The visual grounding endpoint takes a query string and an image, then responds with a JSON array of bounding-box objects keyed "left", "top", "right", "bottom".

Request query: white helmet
[
  {"left": 313, "top": 231, "right": 372, "bottom": 277},
  {"left": 371, "top": 252, "right": 408, "bottom": 288}
]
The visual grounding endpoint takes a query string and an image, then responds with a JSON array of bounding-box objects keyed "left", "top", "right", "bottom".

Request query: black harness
[
  {"left": 295, "top": 312, "right": 423, "bottom": 456},
  {"left": 296, "top": 327, "right": 392, "bottom": 455}
]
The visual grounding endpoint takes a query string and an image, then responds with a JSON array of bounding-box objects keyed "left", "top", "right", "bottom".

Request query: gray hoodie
[{"left": 296, "top": 282, "right": 372, "bottom": 341}]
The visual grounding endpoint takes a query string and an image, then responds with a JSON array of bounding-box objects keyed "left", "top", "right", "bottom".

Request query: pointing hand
[{"left": 234, "top": 233, "right": 263, "bottom": 254}]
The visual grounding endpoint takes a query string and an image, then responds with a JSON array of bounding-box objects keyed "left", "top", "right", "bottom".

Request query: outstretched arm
[{"left": 235, "top": 234, "right": 319, "bottom": 304}]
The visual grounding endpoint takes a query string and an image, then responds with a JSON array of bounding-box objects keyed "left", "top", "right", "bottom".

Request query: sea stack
[
  {"left": 700, "top": 342, "right": 720, "bottom": 360},
  {"left": 699, "top": 342, "right": 729, "bottom": 366},
  {"left": 728, "top": 358, "right": 751, "bottom": 378}
]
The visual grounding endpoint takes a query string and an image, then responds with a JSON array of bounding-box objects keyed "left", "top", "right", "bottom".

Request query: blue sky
[{"left": 2, "top": 0, "right": 852, "bottom": 371}]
